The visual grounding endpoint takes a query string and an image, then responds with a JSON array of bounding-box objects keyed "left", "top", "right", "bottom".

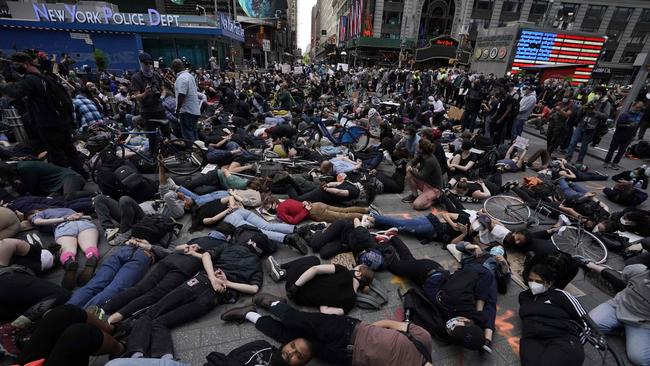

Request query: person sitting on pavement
[
  {"left": 447, "top": 140, "right": 477, "bottom": 186},
  {"left": 402, "top": 139, "right": 444, "bottom": 210}
]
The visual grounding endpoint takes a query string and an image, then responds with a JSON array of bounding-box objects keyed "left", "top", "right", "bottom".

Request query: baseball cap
[{"left": 138, "top": 52, "right": 153, "bottom": 63}]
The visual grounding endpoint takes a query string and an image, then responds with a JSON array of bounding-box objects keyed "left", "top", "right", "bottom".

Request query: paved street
[{"left": 3, "top": 127, "right": 646, "bottom": 366}]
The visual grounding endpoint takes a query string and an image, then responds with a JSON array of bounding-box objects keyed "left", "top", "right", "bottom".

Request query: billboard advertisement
[
  {"left": 237, "top": 0, "right": 287, "bottom": 19},
  {"left": 511, "top": 29, "right": 605, "bottom": 84}
]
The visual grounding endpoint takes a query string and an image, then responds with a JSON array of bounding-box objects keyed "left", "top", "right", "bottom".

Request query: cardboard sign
[
  {"left": 513, "top": 136, "right": 529, "bottom": 150},
  {"left": 336, "top": 63, "right": 349, "bottom": 71}
]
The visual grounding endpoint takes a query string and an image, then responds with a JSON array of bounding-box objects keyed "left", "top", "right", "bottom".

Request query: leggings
[
  {"left": 519, "top": 335, "right": 584, "bottom": 366},
  {"left": 18, "top": 305, "right": 104, "bottom": 366},
  {"left": 386, "top": 236, "right": 442, "bottom": 285},
  {"left": 375, "top": 168, "right": 406, "bottom": 194},
  {"left": 511, "top": 187, "right": 561, "bottom": 219}
]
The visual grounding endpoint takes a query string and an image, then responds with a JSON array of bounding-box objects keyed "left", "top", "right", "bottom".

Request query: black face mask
[
  {"left": 270, "top": 349, "right": 291, "bottom": 366},
  {"left": 11, "top": 64, "right": 27, "bottom": 75}
]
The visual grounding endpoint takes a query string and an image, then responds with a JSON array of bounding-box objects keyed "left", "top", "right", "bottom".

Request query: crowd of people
[{"left": 0, "top": 49, "right": 648, "bottom": 366}]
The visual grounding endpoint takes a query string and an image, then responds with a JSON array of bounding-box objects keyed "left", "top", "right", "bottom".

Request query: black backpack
[
  {"left": 401, "top": 287, "right": 449, "bottom": 343},
  {"left": 112, "top": 164, "right": 158, "bottom": 203},
  {"left": 33, "top": 73, "right": 74, "bottom": 123},
  {"left": 131, "top": 214, "right": 180, "bottom": 247}
]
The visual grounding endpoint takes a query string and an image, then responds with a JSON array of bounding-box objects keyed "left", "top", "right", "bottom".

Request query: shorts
[
  {"left": 497, "top": 159, "right": 518, "bottom": 171},
  {"left": 54, "top": 220, "right": 97, "bottom": 239}
]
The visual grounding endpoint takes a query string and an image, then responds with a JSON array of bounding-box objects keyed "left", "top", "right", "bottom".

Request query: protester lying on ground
[
  {"left": 366, "top": 210, "right": 469, "bottom": 244},
  {"left": 220, "top": 297, "right": 434, "bottom": 366},
  {"left": 518, "top": 262, "right": 589, "bottom": 366},
  {"left": 496, "top": 142, "right": 528, "bottom": 172},
  {"left": 448, "top": 175, "right": 502, "bottom": 202},
  {"left": 612, "top": 166, "right": 649, "bottom": 190},
  {"left": 272, "top": 197, "right": 370, "bottom": 224},
  {"left": 0, "top": 161, "right": 95, "bottom": 201},
  {"left": 603, "top": 181, "right": 648, "bottom": 207},
  {"left": 17, "top": 305, "right": 125, "bottom": 366},
  {"left": 266, "top": 253, "right": 373, "bottom": 314}
]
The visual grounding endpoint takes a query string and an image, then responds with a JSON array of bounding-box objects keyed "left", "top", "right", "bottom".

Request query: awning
[{"left": 0, "top": 19, "right": 241, "bottom": 41}]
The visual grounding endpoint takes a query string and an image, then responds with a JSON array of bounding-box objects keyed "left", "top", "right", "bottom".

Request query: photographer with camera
[
  {"left": 130, "top": 52, "right": 170, "bottom": 155},
  {"left": 565, "top": 94, "right": 610, "bottom": 165}
]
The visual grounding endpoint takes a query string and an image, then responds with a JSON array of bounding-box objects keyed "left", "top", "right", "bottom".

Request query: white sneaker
[{"left": 105, "top": 228, "right": 120, "bottom": 241}]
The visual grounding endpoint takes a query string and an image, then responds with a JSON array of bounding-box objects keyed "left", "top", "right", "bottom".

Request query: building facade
[{"left": 313, "top": 0, "right": 650, "bottom": 83}]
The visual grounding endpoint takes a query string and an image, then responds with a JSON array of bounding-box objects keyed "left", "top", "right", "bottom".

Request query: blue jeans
[
  {"left": 66, "top": 246, "right": 150, "bottom": 309},
  {"left": 177, "top": 186, "right": 229, "bottom": 206},
  {"left": 557, "top": 178, "right": 588, "bottom": 200},
  {"left": 511, "top": 117, "right": 526, "bottom": 139},
  {"left": 371, "top": 214, "right": 433, "bottom": 236},
  {"left": 589, "top": 299, "right": 650, "bottom": 366},
  {"left": 565, "top": 126, "right": 596, "bottom": 163},
  {"left": 106, "top": 358, "right": 188, "bottom": 366},
  {"left": 178, "top": 112, "right": 199, "bottom": 141},
  {"left": 225, "top": 208, "right": 294, "bottom": 242}
]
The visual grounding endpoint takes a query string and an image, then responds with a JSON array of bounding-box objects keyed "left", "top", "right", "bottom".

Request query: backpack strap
[
  {"left": 400, "top": 323, "right": 433, "bottom": 365},
  {"left": 356, "top": 282, "right": 389, "bottom": 309}
]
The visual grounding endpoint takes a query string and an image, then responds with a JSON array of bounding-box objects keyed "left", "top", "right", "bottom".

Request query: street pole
[
  {"left": 398, "top": 41, "right": 404, "bottom": 68},
  {"left": 620, "top": 49, "right": 650, "bottom": 113},
  {"left": 265, "top": 51, "right": 268, "bottom": 69}
]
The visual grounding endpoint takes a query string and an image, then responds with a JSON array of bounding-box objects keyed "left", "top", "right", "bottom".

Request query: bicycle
[
  {"left": 295, "top": 113, "right": 370, "bottom": 154},
  {"left": 483, "top": 194, "right": 608, "bottom": 264},
  {"left": 90, "top": 122, "right": 207, "bottom": 182}
]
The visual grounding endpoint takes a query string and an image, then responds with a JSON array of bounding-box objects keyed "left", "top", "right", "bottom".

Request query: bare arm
[
  {"left": 319, "top": 306, "right": 344, "bottom": 315},
  {"left": 203, "top": 206, "right": 235, "bottom": 225},
  {"left": 226, "top": 281, "right": 259, "bottom": 294},
  {"left": 323, "top": 187, "right": 350, "bottom": 197},
  {"left": 294, "top": 264, "right": 336, "bottom": 286},
  {"left": 371, "top": 320, "right": 409, "bottom": 332}
]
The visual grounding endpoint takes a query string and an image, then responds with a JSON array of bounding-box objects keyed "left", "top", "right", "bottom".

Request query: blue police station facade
[{"left": 0, "top": 2, "right": 244, "bottom": 72}]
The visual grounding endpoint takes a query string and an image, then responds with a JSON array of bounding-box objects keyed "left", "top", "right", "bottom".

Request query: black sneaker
[
  {"left": 266, "top": 256, "right": 286, "bottom": 282},
  {"left": 309, "top": 222, "right": 327, "bottom": 231},
  {"left": 77, "top": 256, "right": 98, "bottom": 286},
  {"left": 61, "top": 259, "right": 78, "bottom": 291},
  {"left": 285, "top": 234, "right": 309, "bottom": 255},
  {"left": 220, "top": 304, "right": 257, "bottom": 323},
  {"left": 401, "top": 194, "right": 417, "bottom": 203}
]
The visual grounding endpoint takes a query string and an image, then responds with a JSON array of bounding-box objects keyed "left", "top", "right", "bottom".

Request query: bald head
[{"left": 171, "top": 59, "right": 184, "bottom": 73}]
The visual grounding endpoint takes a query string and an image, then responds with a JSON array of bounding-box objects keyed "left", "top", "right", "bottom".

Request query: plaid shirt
[{"left": 73, "top": 94, "right": 104, "bottom": 129}]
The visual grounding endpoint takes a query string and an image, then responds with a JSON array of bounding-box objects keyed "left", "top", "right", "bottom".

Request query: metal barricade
[{"left": 1, "top": 108, "right": 29, "bottom": 143}]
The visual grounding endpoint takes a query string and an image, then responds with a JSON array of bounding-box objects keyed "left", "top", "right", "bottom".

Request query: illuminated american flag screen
[{"left": 511, "top": 30, "right": 605, "bottom": 84}]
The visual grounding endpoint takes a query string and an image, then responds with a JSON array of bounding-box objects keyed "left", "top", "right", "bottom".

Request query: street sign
[{"left": 262, "top": 39, "right": 271, "bottom": 52}]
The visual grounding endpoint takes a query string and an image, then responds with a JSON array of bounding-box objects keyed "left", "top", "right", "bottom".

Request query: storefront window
[
  {"left": 473, "top": 0, "right": 493, "bottom": 11},
  {"left": 619, "top": 51, "right": 638, "bottom": 64}
]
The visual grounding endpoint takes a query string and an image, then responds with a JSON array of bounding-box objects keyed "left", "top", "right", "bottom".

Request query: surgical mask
[
  {"left": 528, "top": 281, "right": 547, "bottom": 295},
  {"left": 489, "top": 246, "right": 505, "bottom": 257},
  {"left": 620, "top": 217, "right": 634, "bottom": 226}
]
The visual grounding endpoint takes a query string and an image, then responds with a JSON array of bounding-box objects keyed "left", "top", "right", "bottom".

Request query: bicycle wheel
[
  {"left": 483, "top": 195, "right": 531, "bottom": 225},
  {"left": 296, "top": 126, "right": 324, "bottom": 150},
  {"left": 552, "top": 226, "right": 608, "bottom": 264},
  {"left": 336, "top": 126, "right": 370, "bottom": 153},
  {"left": 159, "top": 139, "right": 206, "bottom": 175}
]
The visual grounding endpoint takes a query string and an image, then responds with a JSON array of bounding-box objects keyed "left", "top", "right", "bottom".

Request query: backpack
[
  {"left": 112, "top": 164, "right": 158, "bottom": 202},
  {"left": 130, "top": 214, "right": 180, "bottom": 248},
  {"left": 204, "top": 340, "right": 276, "bottom": 366},
  {"left": 233, "top": 224, "right": 278, "bottom": 256},
  {"left": 401, "top": 287, "right": 449, "bottom": 343},
  {"left": 33, "top": 74, "right": 74, "bottom": 123}
]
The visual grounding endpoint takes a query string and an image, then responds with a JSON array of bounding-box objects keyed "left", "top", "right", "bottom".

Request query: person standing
[
  {"left": 604, "top": 101, "right": 644, "bottom": 170},
  {"left": 172, "top": 59, "right": 201, "bottom": 141},
  {"left": 511, "top": 86, "right": 537, "bottom": 139},
  {"left": 492, "top": 91, "right": 515, "bottom": 145},
  {"left": 0, "top": 52, "right": 86, "bottom": 178},
  {"left": 130, "top": 53, "right": 170, "bottom": 155},
  {"left": 460, "top": 79, "right": 482, "bottom": 132},
  {"left": 565, "top": 96, "right": 610, "bottom": 165},
  {"left": 546, "top": 93, "right": 575, "bottom": 156}
]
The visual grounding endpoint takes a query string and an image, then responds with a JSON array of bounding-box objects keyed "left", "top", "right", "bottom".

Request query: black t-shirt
[
  {"left": 466, "top": 182, "right": 482, "bottom": 196},
  {"left": 337, "top": 182, "right": 361, "bottom": 200},
  {"left": 496, "top": 95, "right": 515, "bottom": 121},
  {"left": 295, "top": 265, "right": 357, "bottom": 313},
  {"left": 130, "top": 71, "right": 165, "bottom": 116},
  {"left": 192, "top": 200, "right": 228, "bottom": 230},
  {"left": 521, "top": 239, "right": 558, "bottom": 256}
]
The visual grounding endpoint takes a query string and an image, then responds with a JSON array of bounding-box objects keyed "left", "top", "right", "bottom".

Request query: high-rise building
[{"left": 312, "top": 0, "right": 650, "bottom": 83}]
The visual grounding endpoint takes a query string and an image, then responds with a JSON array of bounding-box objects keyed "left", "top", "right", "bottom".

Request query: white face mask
[
  {"left": 528, "top": 281, "right": 547, "bottom": 295},
  {"left": 620, "top": 217, "right": 634, "bottom": 226}
]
